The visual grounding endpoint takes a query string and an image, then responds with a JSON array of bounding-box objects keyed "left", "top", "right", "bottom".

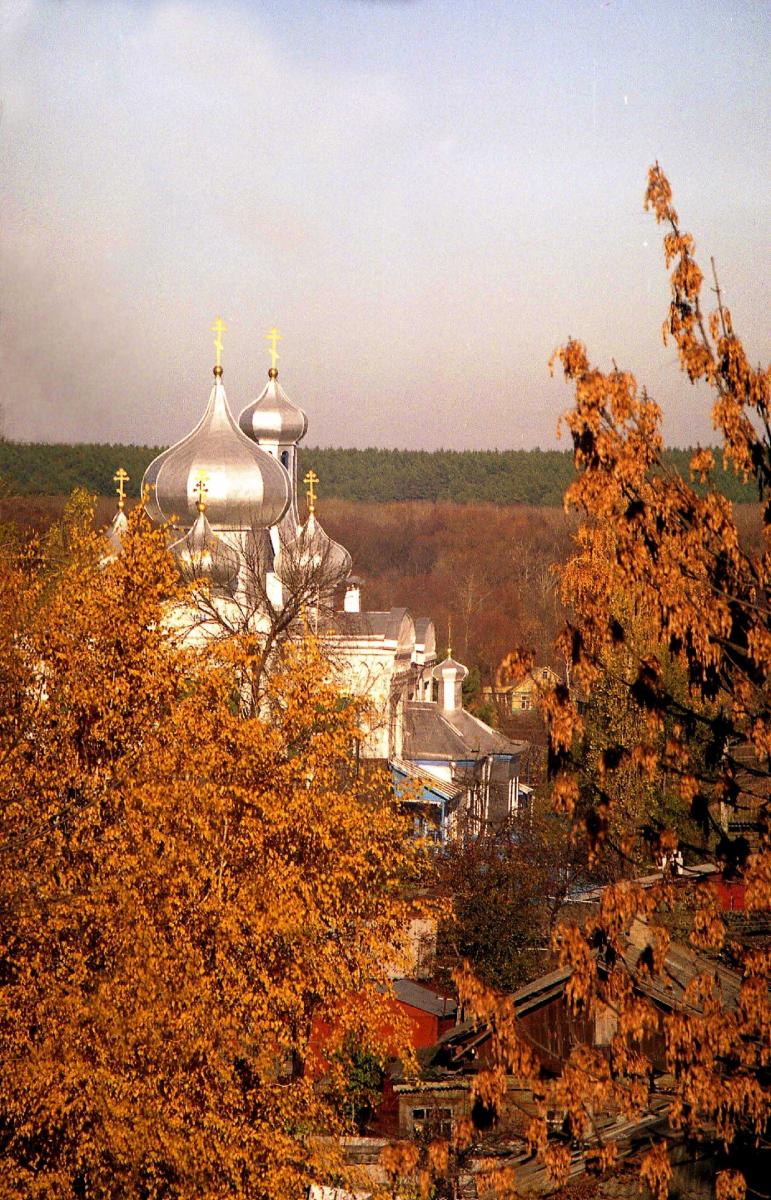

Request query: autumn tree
[
  {"left": 175, "top": 513, "right": 353, "bottom": 713},
  {"left": 0, "top": 504, "right": 419, "bottom": 1199},
  {"left": 454, "top": 166, "right": 770, "bottom": 1197},
  {"left": 435, "top": 806, "right": 598, "bottom": 992},
  {"left": 560, "top": 524, "right": 712, "bottom": 871}
]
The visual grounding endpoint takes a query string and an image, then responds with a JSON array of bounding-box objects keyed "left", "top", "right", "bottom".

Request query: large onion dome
[
  {"left": 169, "top": 498, "right": 239, "bottom": 590},
  {"left": 238, "top": 367, "right": 308, "bottom": 445},
  {"left": 274, "top": 509, "right": 352, "bottom": 587},
  {"left": 143, "top": 367, "right": 291, "bottom": 530}
]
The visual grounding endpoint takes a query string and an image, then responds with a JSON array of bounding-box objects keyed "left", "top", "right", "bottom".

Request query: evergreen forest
[{"left": 0, "top": 441, "right": 759, "bottom": 505}]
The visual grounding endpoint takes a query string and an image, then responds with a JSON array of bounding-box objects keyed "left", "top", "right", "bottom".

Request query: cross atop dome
[
  {"left": 304, "top": 469, "right": 319, "bottom": 515},
  {"left": 211, "top": 316, "right": 227, "bottom": 375},
  {"left": 266, "top": 326, "right": 281, "bottom": 377},
  {"left": 194, "top": 477, "right": 208, "bottom": 513},
  {"left": 113, "top": 467, "right": 130, "bottom": 512}
]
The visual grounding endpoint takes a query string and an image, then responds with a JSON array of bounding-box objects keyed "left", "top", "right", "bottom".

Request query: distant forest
[{"left": 0, "top": 441, "right": 758, "bottom": 506}]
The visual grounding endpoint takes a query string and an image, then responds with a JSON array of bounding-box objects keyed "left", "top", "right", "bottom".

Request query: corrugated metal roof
[
  {"left": 392, "top": 978, "right": 457, "bottom": 1018},
  {"left": 390, "top": 756, "right": 465, "bottom": 802}
]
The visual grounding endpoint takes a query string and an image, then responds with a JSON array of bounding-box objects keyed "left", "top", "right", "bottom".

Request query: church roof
[
  {"left": 142, "top": 366, "right": 291, "bottom": 531},
  {"left": 432, "top": 654, "right": 469, "bottom": 682},
  {"left": 324, "top": 607, "right": 414, "bottom": 650},
  {"left": 169, "top": 505, "right": 240, "bottom": 590},
  {"left": 238, "top": 368, "right": 308, "bottom": 445},
  {"left": 404, "top": 702, "right": 526, "bottom": 762},
  {"left": 274, "top": 510, "right": 352, "bottom": 588}
]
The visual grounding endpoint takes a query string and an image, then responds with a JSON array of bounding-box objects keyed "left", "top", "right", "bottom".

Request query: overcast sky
[{"left": 1, "top": 0, "right": 768, "bottom": 450}]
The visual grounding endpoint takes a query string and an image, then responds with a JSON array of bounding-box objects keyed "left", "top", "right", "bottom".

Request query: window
[
  {"left": 412, "top": 815, "right": 439, "bottom": 844},
  {"left": 281, "top": 450, "right": 290, "bottom": 469},
  {"left": 411, "top": 1106, "right": 453, "bottom": 1139},
  {"left": 520, "top": 695, "right": 531, "bottom": 710}
]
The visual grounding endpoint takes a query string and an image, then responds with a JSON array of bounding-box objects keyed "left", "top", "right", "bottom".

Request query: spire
[
  {"left": 238, "top": 328, "right": 308, "bottom": 446},
  {"left": 169, "top": 474, "right": 239, "bottom": 591},
  {"left": 432, "top": 642, "right": 469, "bottom": 714}
]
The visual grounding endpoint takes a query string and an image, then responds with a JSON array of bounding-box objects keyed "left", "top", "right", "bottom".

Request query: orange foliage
[
  {"left": 0, "top": 505, "right": 420, "bottom": 1197},
  {"left": 463, "top": 166, "right": 770, "bottom": 1194}
]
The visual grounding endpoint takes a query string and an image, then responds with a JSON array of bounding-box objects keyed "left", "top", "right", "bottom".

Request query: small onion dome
[
  {"left": 102, "top": 508, "right": 128, "bottom": 561},
  {"left": 143, "top": 369, "right": 291, "bottom": 530},
  {"left": 432, "top": 655, "right": 469, "bottom": 683},
  {"left": 169, "top": 508, "right": 239, "bottom": 590},
  {"left": 238, "top": 367, "right": 308, "bottom": 445},
  {"left": 274, "top": 510, "right": 352, "bottom": 587},
  {"left": 432, "top": 653, "right": 468, "bottom": 713}
]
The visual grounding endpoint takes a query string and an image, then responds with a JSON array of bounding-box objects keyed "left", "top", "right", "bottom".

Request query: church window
[{"left": 281, "top": 450, "right": 290, "bottom": 469}]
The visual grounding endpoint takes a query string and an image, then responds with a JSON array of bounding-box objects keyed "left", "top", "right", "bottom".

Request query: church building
[{"left": 108, "top": 323, "right": 526, "bottom": 843}]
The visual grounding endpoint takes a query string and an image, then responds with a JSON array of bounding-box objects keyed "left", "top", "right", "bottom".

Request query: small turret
[{"left": 432, "top": 633, "right": 469, "bottom": 714}]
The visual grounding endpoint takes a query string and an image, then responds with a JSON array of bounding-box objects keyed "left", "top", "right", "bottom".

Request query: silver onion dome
[
  {"left": 143, "top": 367, "right": 291, "bottom": 530},
  {"left": 169, "top": 506, "right": 239, "bottom": 590},
  {"left": 274, "top": 510, "right": 352, "bottom": 591},
  {"left": 238, "top": 367, "right": 308, "bottom": 445},
  {"left": 102, "top": 508, "right": 128, "bottom": 562},
  {"left": 102, "top": 466, "right": 131, "bottom": 562}
]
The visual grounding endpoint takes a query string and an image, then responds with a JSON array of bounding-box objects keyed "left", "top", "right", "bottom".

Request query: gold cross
[
  {"left": 303, "top": 469, "right": 319, "bottom": 514},
  {"left": 114, "top": 467, "right": 130, "bottom": 510},
  {"left": 194, "top": 477, "right": 208, "bottom": 513},
  {"left": 266, "top": 326, "right": 282, "bottom": 371},
  {"left": 211, "top": 316, "right": 227, "bottom": 369}
]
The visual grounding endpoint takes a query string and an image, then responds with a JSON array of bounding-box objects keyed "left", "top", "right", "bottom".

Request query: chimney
[{"left": 344, "top": 575, "right": 362, "bottom": 613}]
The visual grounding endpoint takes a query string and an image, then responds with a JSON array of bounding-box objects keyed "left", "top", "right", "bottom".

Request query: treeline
[
  {"left": 0, "top": 441, "right": 759, "bottom": 505},
  {"left": 0, "top": 443, "right": 163, "bottom": 500}
]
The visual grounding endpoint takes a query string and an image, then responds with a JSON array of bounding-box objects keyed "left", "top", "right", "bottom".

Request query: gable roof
[
  {"left": 403, "top": 702, "right": 526, "bottom": 762},
  {"left": 623, "top": 917, "right": 742, "bottom": 1013}
]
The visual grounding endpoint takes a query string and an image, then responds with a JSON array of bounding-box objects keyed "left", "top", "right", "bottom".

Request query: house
[
  {"left": 485, "top": 664, "right": 562, "bottom": 714},
  {"left": 388, "top": 918, "right": 743, "bottom": 1140}
]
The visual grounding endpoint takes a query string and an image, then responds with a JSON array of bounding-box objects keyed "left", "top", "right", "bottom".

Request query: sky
[{"left": 1, "top": 0, "right": 768, "bottom": 451}]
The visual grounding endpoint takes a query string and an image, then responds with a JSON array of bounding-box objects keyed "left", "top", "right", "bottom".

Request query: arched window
[{"left": 281, "top": 450, "right": 290, "bottom": 469}]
